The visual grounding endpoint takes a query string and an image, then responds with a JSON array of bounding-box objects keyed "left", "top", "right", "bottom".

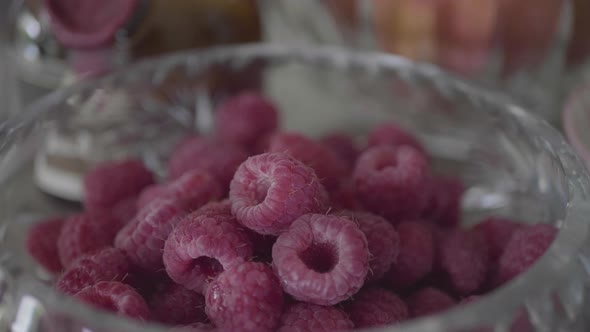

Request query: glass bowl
[{"left": 1, "top": 44, "right": 590, "bottom": 332}]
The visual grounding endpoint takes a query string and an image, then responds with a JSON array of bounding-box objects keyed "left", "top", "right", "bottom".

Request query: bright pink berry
[
  {"left": 344, "top": 287, "right": 408, "bottom": 328},
  {"left": 26, "top": 217, "right": 65, "bottom": 273},
  {"left": 367, "top": 122, "right": 425, "bottom": 154},
  {"left": 229, "top": 153, "right": 329, "bottom": 236},
  {"left": 498, "top": 224, "right": 557, "bottom": 283},
  {"left": 474, "top": 217, "right": 523, "bottom": 263},
  {"left": 386, "top": 222, "right": 435, "bottom": 289},
  {"left": 74, "top": 281, "right": 150, "bottom": 320},
  {"left": 137, "top": 169, "right": 223, "bottom": 210},
  {"left": 406, "top": 287, "right": 456, "bottom": 318},
  {"left": 57, "top": 211, "right": 122, "bottom": 267},
  {"left": 149, "top": 282, "right": 207, "bottom": 325},
  {"left": 192, "top": 199, "right": 233, "bottom": 219},
  {"left": 336, "top": 211, "right": 399, "bottom": 282},
  {"left": 115, "top": 198, "right": 188, "bottom": 271},
  {"left": 272, "top": 214, "right": 369, "bottom": 305},
  {"left": 268, "top": 132, "right": 348, "bottom": 191},
  {"left": 171, "top": 322, "right": 217, "bottom": 332},
  {"left": 320, "top": 132, "right": 359, "bottom": 172},
  {"left": 422, "top": 176, "right": 465, "bottom": 228},
  {"left": 83, "top": 158, "right": 154, "bottom": 211},
  {"left": 439, "top": 230, "right": 489, "bottom": 295},
  {"left": 205, "top": 262, "right": 284, "bottom": 332},
  {"left": 214, "top": 92, "right": 280, "bottom": 149},
  {"left": 163, "top": 211, "right": 253, "bottom": 294},
  {"left": 56, "top": 247, "right": 131, "bottom": 295},
  {"left": 329, "top": 180, "right": 362, "bottom": 211},
  {"left": 112, "top": 196, "right": 139, "bottom": 224},
  {"left": 278, "top": 303, "right": 354, "bottom": 332},
  {"left": 167, "top": 136, "right": 249, "bottom": 189},
  {"left": 353, "top": 145, "right": 430, "bottom": 222}
]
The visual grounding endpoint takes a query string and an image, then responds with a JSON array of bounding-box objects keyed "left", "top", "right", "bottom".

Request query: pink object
[
  {"left": 26, "top": 217, "right": 65, "bottom": 274},
  {"left": 114, "top": 198, "right": 188, "bottom": 271},
  {"left": 269, "top": 132, "right": 349, "bottom": 191},
  {"left": 353, "top": 145, "right": 431, "bottom": 222},
  {"left": 57, "top": 211, "right": 122, "bottom": 267},
  {"left": 229, "top": 153, "right": 329, "bottom": 235},
  {"left": 74, "top": 281, "right": 150, "bottom": 320},
  {"left": 149, "top": 282, "right": 208, "bottom": 325},
  {"left": 57, "top": 247, "right": 130, "bottom": 295},
  {"left": 344, "top": 287, "right": 408, "bottom": 328},
  {"left": 278, "top": 303, "right": 354, "bottom": 332},
  {"left": 45, "top": 0, "right": 139, "bottom": 49},
  {"left": 163, "top": 211, "right": 253, "bottom": 294},
  {"left": 272, "top": 214, "right": 369, "bottom": 305},
  {"left": 336, "top": 210, "right": 399, "bottom": 282},
  {"left": 438, "top": 230, "right": 489, "bottom": 295},
  {"left": 386, "top": 222, "right": 435, "bottom": 289},
  {"left": 205, "top": 262, "right": 284, "bottom": 332},
  {"left": 406, "top": 287, "right": 456, "bottom": 318}
]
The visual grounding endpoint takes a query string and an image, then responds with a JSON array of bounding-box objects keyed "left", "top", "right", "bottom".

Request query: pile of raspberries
[{"left": 26, "top": 92, "right": 557, "bottom": 332}]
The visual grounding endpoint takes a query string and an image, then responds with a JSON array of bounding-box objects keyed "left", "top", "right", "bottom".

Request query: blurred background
[{"left": 1, "top": 0, "right": 590, "bottom": 125}]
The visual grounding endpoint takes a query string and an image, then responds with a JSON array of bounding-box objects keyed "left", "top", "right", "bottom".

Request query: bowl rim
[{"left": 4, "top": 43, "right": 590, "bottom": 332}]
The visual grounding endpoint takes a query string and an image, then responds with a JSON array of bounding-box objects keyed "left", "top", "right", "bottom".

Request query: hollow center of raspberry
[
  {"left": 298, "top": 242, "right": 338, "bottom": 273},
  {"left": 193, "top": 256, "right": 224, "bottom": 278},
  {"left": 254, "top": 179, "right": 270, "bottom": 204}
]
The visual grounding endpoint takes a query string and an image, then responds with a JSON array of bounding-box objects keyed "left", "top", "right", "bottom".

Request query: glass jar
[
  {"left": 1, "top": 45, "right": 590, "bottom": 332},
  {"left": 261, "top": 0, "right": 585, "bottom": 125}
]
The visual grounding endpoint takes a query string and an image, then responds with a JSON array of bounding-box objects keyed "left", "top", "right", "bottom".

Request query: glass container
[{"left": 1, "top": 45, "right": 590, "bottom": 332}]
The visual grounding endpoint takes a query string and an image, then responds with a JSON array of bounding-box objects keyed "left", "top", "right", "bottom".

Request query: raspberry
[
  {"left": 112, "top": 196, "right": 139, "bottom": 224},
  {"left": 84, "top": 158, "right": 154, "bottom": 211},
  {"left": 56, "top": 247, "right": 130, "bottom": 295},
  {"left": 171, "top": 322, "right": 217, "bottom": 331},
  {"left": 137, "top": 169, "right": 223, "bottom": 211},
  {"left": 268, "top": 132, "right": 348, "bottom": 191},
  {"left": 26, "top": 217, "right": 65, "bottom": 273},
  {"left": 57, "top": 211, "right": 122, "bottom": 267},
  {"left": 278, "top": 303, "right": 354, "bottom": 332},
  {"left": 320, "top": 132, "right": 359, "bottom": 172},
  {"left": 214, "top": 92, "right": 280, "bottom": 149},
  {"left": 353, "top": 145, "right": 430, "bottom": 221},
  {"left": 167, "top": 136, "right": 249, "bottom": 189},
  {"left": 422, "top": 176, "right": 465, "bottom": 228},
  {"left": 74, "top": 281, "right": 150, "bottom": 320},
  {"left": 438, "top": 230, "right": 489, "bottom": 295},
  {"left": 229, "top": 153, "right": 329, "bottom": 235},
  {"left": 149, "top": 282, "right": 208, "bottom": 325},
  {"left": 115, "top": 198, "right": 188, "bottom": 271},
  {"left": 329, "top": 180, "right": 362, "bottom": 211},
  {"left": 474, "top": 217, "right": 523, "bottom": 263},
  {"left": 192, "top": 200, "right": 233, "bottom": 219},
  {"left": 336, "top": 211, "right": 399, "bottom": 282},
  {"left": 205, "top": 262, "right": 284, "bottom": 332},
  {"left": 272, "top": 214, "right": 369, "bottom": 305},
  {"left": 344, "top": 287, "right": 409, "bottom": 328},
  {"left": 367, "top": 122, "right": 425, "bottom": 154},
  {"left": 163, "top": 212, "right": 253, "bottom": 293},
  {"left": 406, "top": 287, "right": 456, "bottom": 318},
  {"left": 386, "top": 222, "right": 435, "bottom": 289},
  {"left": 498, "top": 224, "right": 557, "bottom": 283}
]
